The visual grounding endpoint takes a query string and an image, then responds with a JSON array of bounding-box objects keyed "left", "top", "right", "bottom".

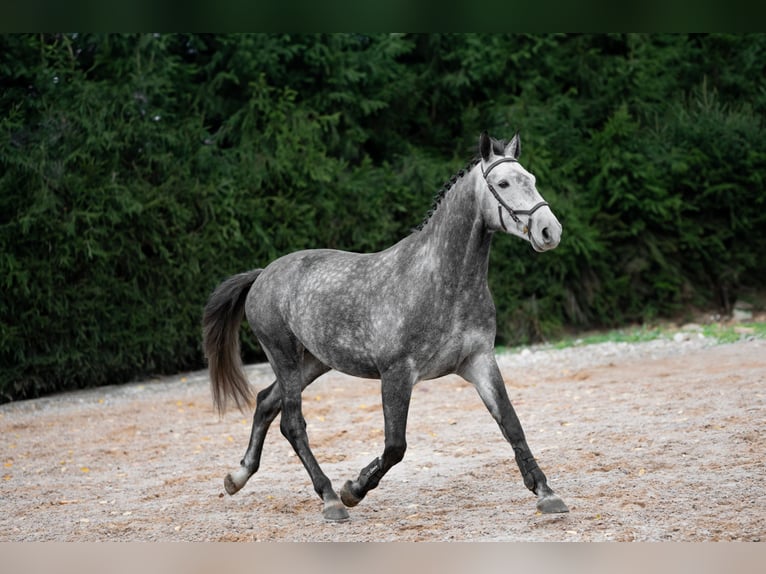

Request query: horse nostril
[{"left": 542, "top": 227, "right": 551, "bottom": 242}]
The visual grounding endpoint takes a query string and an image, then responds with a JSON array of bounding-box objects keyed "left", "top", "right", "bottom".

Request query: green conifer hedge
[{"left": 2, "top": 33, "right": 764, "bottom": 400}]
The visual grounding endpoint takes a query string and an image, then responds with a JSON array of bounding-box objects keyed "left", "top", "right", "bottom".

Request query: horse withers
[{"left": 203, "top": 131, "right": 568, "bottom": 522}]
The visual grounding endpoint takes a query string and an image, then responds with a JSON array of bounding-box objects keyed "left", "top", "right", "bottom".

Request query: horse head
[{"left": 479, "top": 131, "right": 562, "bottom": 252}]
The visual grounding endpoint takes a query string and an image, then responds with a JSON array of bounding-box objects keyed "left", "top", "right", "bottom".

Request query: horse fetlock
[
  {"left": 515, "top": 453, "right": 542, "bottom": 492},
  {"left": 522, "top": 463, "right": 545, "bottom": 492}
]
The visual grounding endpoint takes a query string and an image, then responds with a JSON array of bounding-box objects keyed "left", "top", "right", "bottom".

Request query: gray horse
[{"left": 203, "top": 131, "right": 569, "bottom": 522}]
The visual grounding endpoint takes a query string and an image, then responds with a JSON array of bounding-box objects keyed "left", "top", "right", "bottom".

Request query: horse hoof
[
  {"left": 323, "top": 501, "right": 350, "bottom": 522},
  {"left": 224, "top": 474, "right": 240, "bottom": 495},
  {"left": 224, "top": 473, "right": 242, "bottom": 495},
  {"left": 224, "top": 466, "right": 254, "bottom": 495},
  {"left": 340, "top": 480, "right": 362, "bottom": 507},
  {"left": 537, "top": 494, "right": 569, "bottom": 514}
]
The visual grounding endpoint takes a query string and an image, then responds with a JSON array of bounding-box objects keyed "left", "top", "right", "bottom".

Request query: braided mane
[{"left": 415, "top": 138, "right": 507, "bottom": 232}]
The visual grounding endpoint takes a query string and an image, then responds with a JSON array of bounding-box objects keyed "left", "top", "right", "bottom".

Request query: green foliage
[
  {"left": 535, "top": 321, "right": 766, "bottom": 351},
  {"left": 2, "top": 33, "right": 765, "bottom": 400},
  {"left": 701, "top": 322, "right": 766, "bottom": 343}
]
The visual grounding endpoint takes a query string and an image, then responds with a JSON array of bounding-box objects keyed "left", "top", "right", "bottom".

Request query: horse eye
[{"left": 498, "top": 180, "right": 510, "bottom": 189}]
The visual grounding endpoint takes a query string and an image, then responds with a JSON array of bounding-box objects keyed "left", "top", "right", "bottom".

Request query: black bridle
[{"left": 482, "top": 157, "right": 549, "bottom": 236}]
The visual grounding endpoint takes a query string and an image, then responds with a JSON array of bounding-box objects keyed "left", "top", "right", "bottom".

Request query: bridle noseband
[{"left": 482, "top": 157, "right": 549, "bottom": 236}]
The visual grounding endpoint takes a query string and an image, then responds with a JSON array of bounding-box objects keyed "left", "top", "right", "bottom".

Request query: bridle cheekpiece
[{"left": 482, "top": 157, "right": 549, "bottom": 237}]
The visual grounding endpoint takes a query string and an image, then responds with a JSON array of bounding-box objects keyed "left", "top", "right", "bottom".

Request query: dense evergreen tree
[{"left": 2, "top": 33, "right": 764, "bottom": 400}]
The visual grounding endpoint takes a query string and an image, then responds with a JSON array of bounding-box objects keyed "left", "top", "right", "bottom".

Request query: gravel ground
[{"left": 1, "top": 329, "right": 764, "bottom": 541}]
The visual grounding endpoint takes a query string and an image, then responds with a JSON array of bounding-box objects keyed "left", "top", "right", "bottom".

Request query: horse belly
[
  {"left": 298, "top": 310, "right": 404, "bottom": 380},
  {"left": 410, "top": 327, "right": 489, "bottom": 381}
]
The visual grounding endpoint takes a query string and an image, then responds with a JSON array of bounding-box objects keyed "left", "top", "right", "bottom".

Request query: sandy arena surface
[{"left": 1, "top": 334, "right": 764, "bottom": 542}]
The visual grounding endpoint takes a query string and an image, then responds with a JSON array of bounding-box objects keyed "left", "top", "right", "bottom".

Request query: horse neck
[{"left": 405, "top": 167, "right": 492, "bottom": 281}]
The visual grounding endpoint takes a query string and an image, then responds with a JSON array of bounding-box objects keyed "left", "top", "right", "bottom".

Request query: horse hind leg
[
  {"left": 224, "top": 355, "right": 330, "bottom": 496},
  {"left": 224, "top": 381, "right": 280, "bottom": 495},
  {"left": 341, "top": 367, "right": 414, "bottom": 508},
  {"left": 253, "top": 345, "right": 347, "bottom": 522},
  {"left": 280, "top": 387, "right": 348, "bottom": 521}
]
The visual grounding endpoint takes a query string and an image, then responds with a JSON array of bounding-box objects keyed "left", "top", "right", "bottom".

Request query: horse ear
[
  {"left": 505, "top": 131, "right": 521, "bottom": 159},
  {"left": 479, "top": 131, "right": 492, "bottom": 161}
]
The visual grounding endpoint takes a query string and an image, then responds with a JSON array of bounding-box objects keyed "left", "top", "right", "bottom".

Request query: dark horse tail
[{"left": 203, "top": 269, "right": 262, "bottom": 416}]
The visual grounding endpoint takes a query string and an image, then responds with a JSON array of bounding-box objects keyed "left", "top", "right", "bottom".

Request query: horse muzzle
[{"left": 529, "top": 208, "right": 562, "bottom": 252}]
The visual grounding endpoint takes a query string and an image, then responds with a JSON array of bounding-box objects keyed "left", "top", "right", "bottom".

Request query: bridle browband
[{"left": 482, "top": 157, "right": 549, "bottom": 236}]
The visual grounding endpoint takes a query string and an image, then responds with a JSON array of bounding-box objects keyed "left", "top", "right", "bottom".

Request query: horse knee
[{"left": 384, "top": 442, "right": 407, "bottom": 466}]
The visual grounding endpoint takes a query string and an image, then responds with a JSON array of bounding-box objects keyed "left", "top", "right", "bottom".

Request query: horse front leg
[
  {"left": 459, "top": 352, "right": 569, "bottom": 514},
  {"left": 340, "top": 366, "right": 414, "bottom": 508}
]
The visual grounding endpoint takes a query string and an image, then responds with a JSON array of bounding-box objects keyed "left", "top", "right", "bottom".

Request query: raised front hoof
[
  {"left": 323, "top": 500, "right": 350, "bottom": 522},
  {"left": 340, "top": 480, "right": 363, "bottom": 507},
  {"left": 536, "top": 494, "right": 570, "bottom": 514}
]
